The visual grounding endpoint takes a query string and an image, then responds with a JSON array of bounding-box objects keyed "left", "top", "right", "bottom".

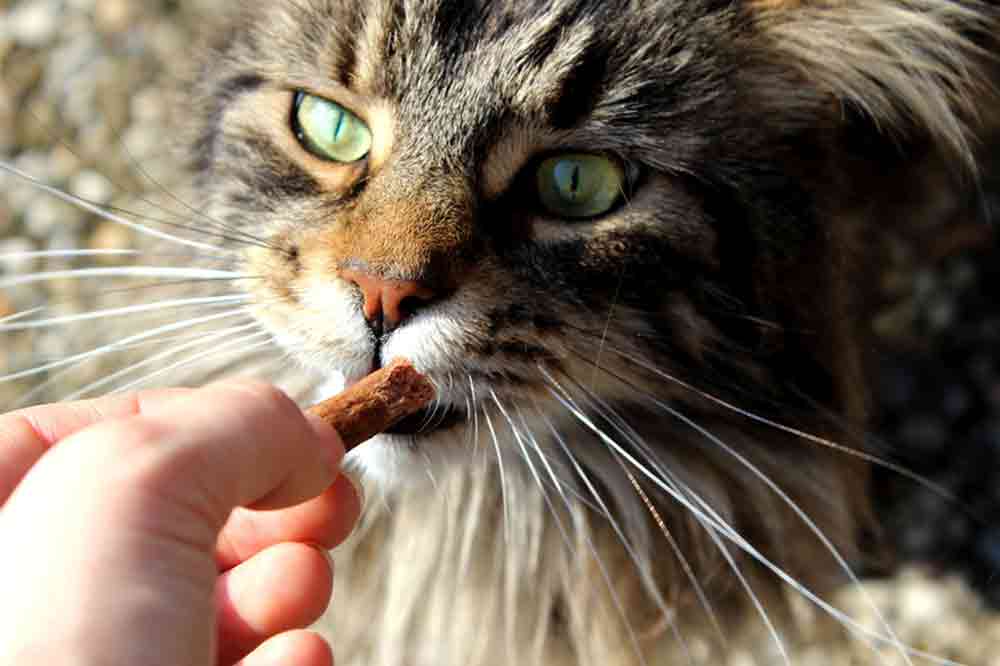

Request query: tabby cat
[{"left": 4, "top": 0, "right": 1000, "bottom": 664}]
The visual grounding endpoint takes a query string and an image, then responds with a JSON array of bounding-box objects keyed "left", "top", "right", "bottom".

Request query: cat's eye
[
  {"left": 293, "top": 92, "right": 372, "bottom": 163},
  {"left": 536, "top": 154, "right": 626, "bottom": 219}
]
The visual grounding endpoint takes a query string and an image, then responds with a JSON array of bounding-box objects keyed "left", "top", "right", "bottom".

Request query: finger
[
  {"left": 10, "top": 380, "right": 346, "bottom": 547},
  {"left": 217, "top": 474, "right": 361, "bottom": 571},
  {"left": 0, "top": 389, "right": 191, "bottom": 504},
  {"left": 130, "top": 380, "right": 346, "bottom": 517},
  {"left": 232, "top": 630, "right": 333, "bottom": 666},
  {"left": 215, "top": 543, "right": 333, "bottom": 665},
  {"left": 0, "top": 383, "right": 342, "bottom": 666}
]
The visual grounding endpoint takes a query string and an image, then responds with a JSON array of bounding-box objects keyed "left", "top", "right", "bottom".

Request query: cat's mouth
[{"left": 384, "top": 404, "right": 467, "bottom": 436}]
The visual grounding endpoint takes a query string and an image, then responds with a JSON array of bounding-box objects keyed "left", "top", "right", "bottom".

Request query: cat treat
[{"left": 307, "top": 359, "right": 435, "bottom": 451}]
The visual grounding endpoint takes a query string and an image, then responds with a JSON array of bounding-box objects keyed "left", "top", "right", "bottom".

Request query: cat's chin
[{"left": 345, "top": 430, "right": 472, "bottom": 489}]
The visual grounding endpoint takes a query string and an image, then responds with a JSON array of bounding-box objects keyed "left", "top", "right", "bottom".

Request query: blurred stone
[
  {"left": 71, "top": 169, "right": 113, "bottom": 205},
  {"left": 5, "top": 0, "right": 60, "bottom": 47},
  {"left": 95, "top": 0, "right": 134, "bottom": 34},
  {"left": 23, "top": 196, "right": 83, "bottom": 238},
  {"left": 88, "top": 220, "right": 132, "bottom": 259},
  {"left": 0, "top": 237, "right": 38, "bottom": 274},
  {"left": 0, "top": 297, "right": 12, "bottom": 322},
  {"left": 0, "top": 204, "right": 11, "bottom": 235}
]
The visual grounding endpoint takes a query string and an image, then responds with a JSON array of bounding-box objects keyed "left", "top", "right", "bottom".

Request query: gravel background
[{"left": 1, "top": 1, "right": 999, "bottom": 663}]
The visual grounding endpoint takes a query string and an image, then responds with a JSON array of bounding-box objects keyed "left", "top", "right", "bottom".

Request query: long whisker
[
  {"left": 684, "top": 497, "right": 792, "bottom": 666},
  {"left": 540, "top": 367, "right": 965, "bottom": 666},
  {"left": 508, "top": 400, "right": 659, "bottom": 666},
  {"left": 600, "top": 346, "right": 961, "bottom": 507},
  {"left": 481, "top": 404, "right": 511, "bottom": 546},
  {"left": 113, "top": 137, "right": 289, "bottom": 254},
  {"left": 0, "top": 295, "right": 250, "bottom": 332},
  {"left": 95, "top": 199, "right": 282, "bottom": 253},
  {"left": 468, "top": 375, "right": 481, "bottom": 458},
  {"left": 552, "top": 375, "right": 728, "bottom": 645},
  {"left": 495, "top": 397, "right": 579, "bottom": 664},
  {"left": 0, "top": 161, "right": 228, "bottom": 255},
  {"left": 536, "top": 382, "right": 722, "bottom": 654},
  {"left": 6, "top": 314, "right": 259, "bottom": 408},
  {"left": 0, "top": 309, "right": 253, "bottom": 384},
  {"left": 111, "top": 331, "right": 276, "bottom": 395},
  {"left": 1, "top": 249, "right": 141, "bottom": 261},
  {"left": 0, "top": 266, "right": 244, "bottom": 289},
  {"left": 541, "top": 370, "right": 788, "bottom": 663},
  {"left": 19, "top": 106, "right": 287, "bottom": 254},
  {"left": 623, "top": 466, "right": 726, "bottom": 648},
  {"left": 0, "top": 307, "right": 45, "bottom": 326},
  {"left": 572, "top": 356, "right": 916, "bottom": 665},
  {"left": 62, "top": 321, "right": 264, "bottom": 401}
]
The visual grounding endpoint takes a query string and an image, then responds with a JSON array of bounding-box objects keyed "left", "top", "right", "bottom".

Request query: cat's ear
[{"left": 749, "top": 0, "right": 998, "bottom": 167}]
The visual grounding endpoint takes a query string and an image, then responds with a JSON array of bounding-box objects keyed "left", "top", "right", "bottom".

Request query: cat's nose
[{"left": 340, "top": 268, "right": 436, "bottom": 336}]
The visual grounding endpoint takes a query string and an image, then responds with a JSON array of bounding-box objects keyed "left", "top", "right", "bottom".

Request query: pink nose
[{"left": 340, "top": 268, "right": 436, "bottom": 334}]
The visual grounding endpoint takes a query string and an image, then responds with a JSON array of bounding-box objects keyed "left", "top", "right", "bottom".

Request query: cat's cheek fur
[{"left": 249, "top": 272, "right": 375, "bottom": 385}]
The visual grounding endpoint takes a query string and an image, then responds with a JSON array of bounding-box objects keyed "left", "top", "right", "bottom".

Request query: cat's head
[{"left": 185, "top": 0, "right": 994, "bottom": 600}]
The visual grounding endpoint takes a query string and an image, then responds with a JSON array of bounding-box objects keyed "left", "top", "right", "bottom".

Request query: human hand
[{"left": 0, "top": 381, "right": 362, "bottom": 666}]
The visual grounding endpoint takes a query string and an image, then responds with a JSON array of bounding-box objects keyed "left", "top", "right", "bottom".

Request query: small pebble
[
  {"left": 70, "top": 169, "right": 114, "bottom": 205},
  {"left": 0, "top": 237, "right": 39, "bottom": 274},
  {"left": 0, "top": 292, "right": 13, "bottom": 319},
  {"left": 4, "top": 0, "right": 60, "bottom": 47}
]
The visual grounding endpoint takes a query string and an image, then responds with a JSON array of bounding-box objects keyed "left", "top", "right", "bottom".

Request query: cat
[{"left": 2, "top": 0, "right": 999, "bottom": 664}]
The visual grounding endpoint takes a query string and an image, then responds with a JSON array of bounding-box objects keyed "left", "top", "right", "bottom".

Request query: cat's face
[{"left": 190, "top": 0, "right": 855, "bottom": 483}]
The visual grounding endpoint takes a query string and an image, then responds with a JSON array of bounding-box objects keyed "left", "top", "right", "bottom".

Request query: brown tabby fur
[{"left": 174, "top": 1, "right": 1000, "bottom": 664}]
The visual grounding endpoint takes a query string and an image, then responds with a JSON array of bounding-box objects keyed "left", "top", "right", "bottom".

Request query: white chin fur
[
  {"left": 346, "top": 422, "right": 478, "bottom": 489},
  {"left": 346, "top": 435, "right": 425, "bottom": 487}
]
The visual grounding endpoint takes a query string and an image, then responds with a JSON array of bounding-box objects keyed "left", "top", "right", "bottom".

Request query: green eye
[
  {"left": 536, "top": 153, "right": 626, "bottom": 219},
  {"left": 293, "top": 92, "right": 372, "bottom": 163}
]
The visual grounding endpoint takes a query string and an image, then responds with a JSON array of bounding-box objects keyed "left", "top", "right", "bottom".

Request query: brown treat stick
[{"left": 307, "top": 358, "right": 435, "bottom": 451}]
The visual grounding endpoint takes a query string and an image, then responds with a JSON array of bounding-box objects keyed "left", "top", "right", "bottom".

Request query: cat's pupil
[
  {"left": 332, "top": 109, "right": 346, "bottom": 140},
  {"left": 555, "top": 161, "right": 583, "bottom": 202},
  {"left": 536, "top": 153, "right": 626, "bottom": 219},
  {"left": 293, "top": 92, "right": 372, "bottom": 163}
]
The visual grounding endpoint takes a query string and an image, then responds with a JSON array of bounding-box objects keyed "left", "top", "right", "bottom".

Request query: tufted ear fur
[{"left": 749, "top": 0, "right": 998, "bottom": 169}]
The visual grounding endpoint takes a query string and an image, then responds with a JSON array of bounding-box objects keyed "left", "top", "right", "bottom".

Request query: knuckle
[
  {"left": 93, "top": 418, "right": 171, "bottom": 458},
  {"left": 220, "top": 380, "right": 300, "bottom": 423}
]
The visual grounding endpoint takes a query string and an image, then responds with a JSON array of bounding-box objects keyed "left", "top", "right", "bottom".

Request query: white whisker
[
  {"left": 564, "top": 385, "right": 727, "bottom": 647},
  {"left": 0, "top": 295, "right": 250, "bottom": 332},
  {"left": 541, "top": 367, "right": 966, "bottom": 666},
  {"left": 111, "top": 331, "right": 275, "bottom": 395},
  {"left": 544, "top": 373, "right": 794, "bottom": 662},
  {"left": 481, "top": 404, "right": 511, "bottom": 547},
  {"left": 575, "top": 358, "right": 909, "bottom": 666},
  {"left": 0, "top": 307, "right": 45, "bottom": 325},
  {"left": 63, "top": 322, "right": 264, "bottom": 401},
  {"left": 0, "top": 309, "right": 253, "bottom": 384},
  {"left": 605, "top": 346, "right": 958, "bottom": 504},
  {"left": 536, "top": 395, "right": 710, "bottom": 660},
  {"left": 508, "top": 400, "right": 656, "bottom": 666},
  {"left": 0, "top": 161, "right": 229, "bottom": 255},
  {"left": 0, "top": 267, "right": 244, "bottom": 290},
  {"left": 1, "top": 249, "right": 139, "bottom": 261},
  {"left": 468, "top": 375, "right": 481, "bottom": 458},
  {"left": 10, "top": 322, "right": 259, "bottom": 409},
  {"left": 644, "top": 392, "right": 908, "bottom": 666}
]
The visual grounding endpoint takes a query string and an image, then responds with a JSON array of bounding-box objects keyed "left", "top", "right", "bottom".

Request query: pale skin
[{"left": 0, "top": 381, "right": 362, "bottom": 666}]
